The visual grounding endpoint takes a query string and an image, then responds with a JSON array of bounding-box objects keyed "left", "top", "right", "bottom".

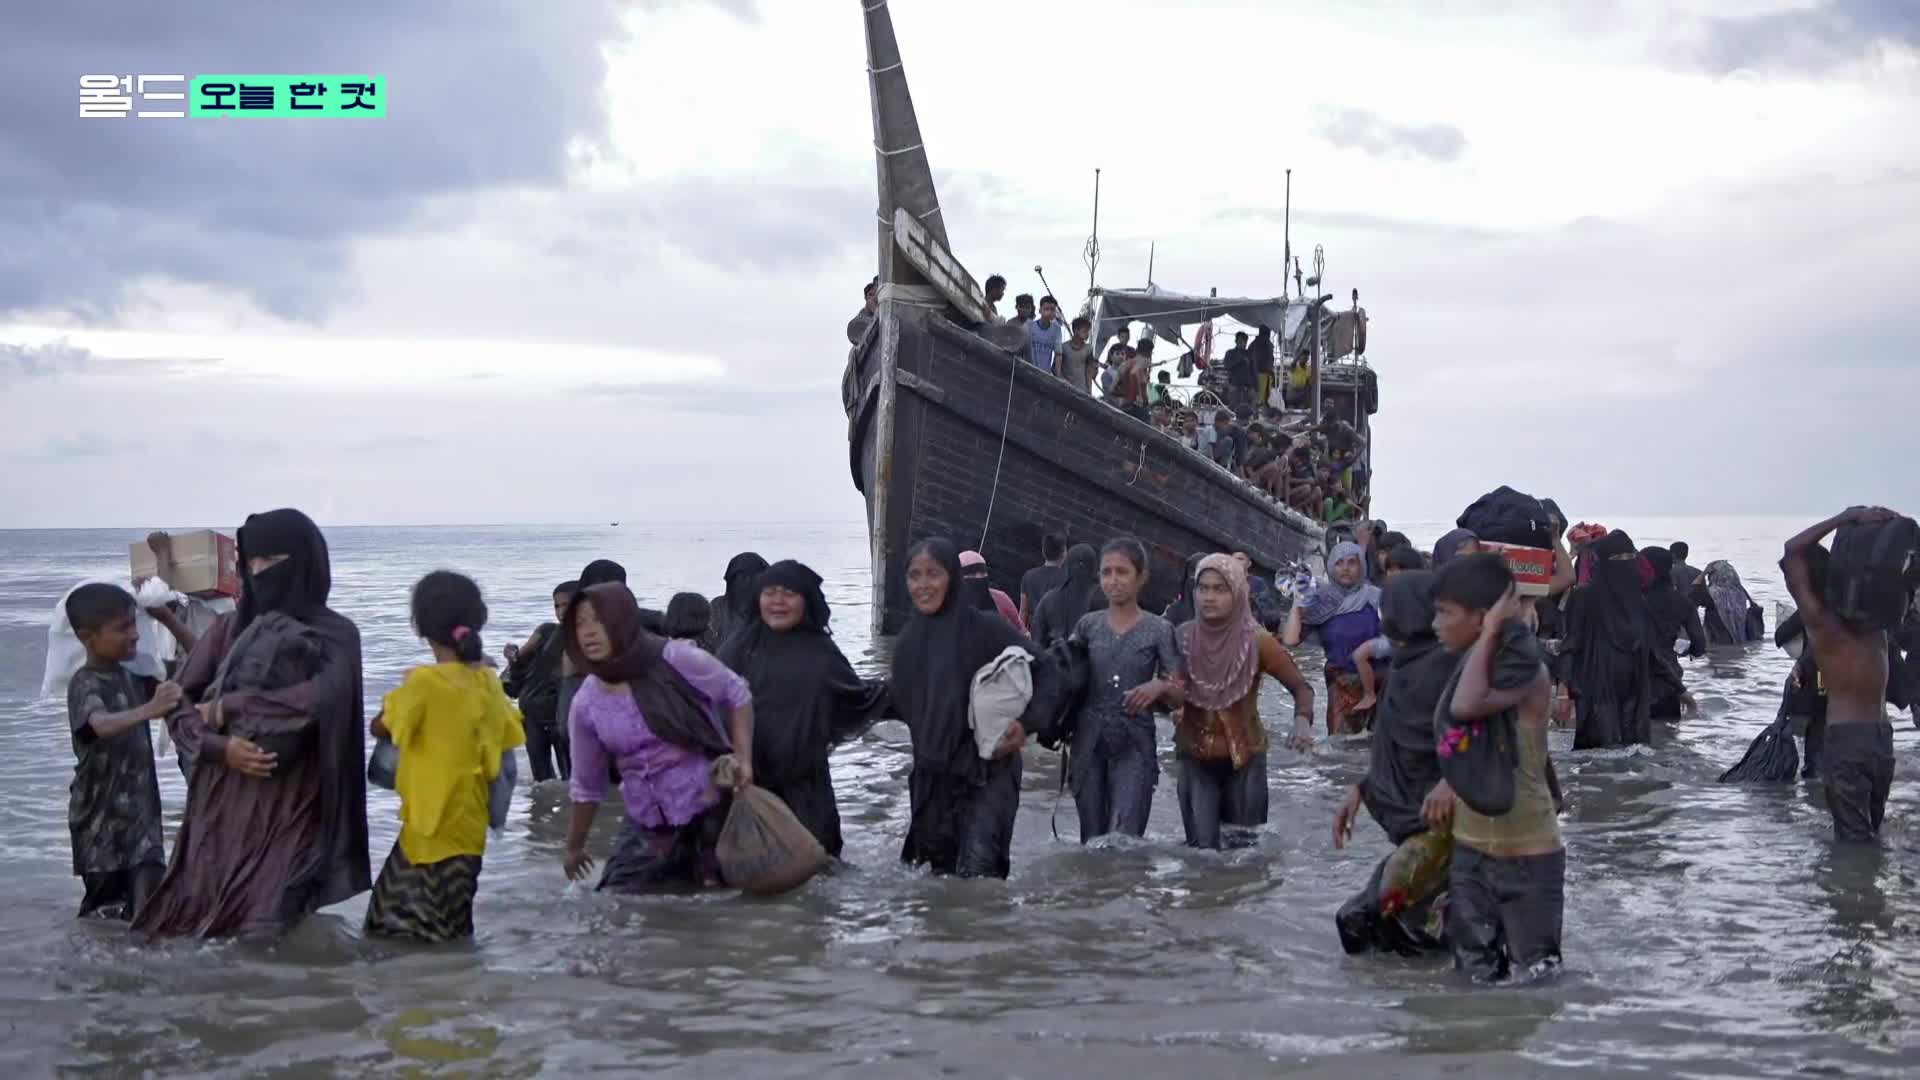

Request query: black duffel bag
[
  {"left": 1828, "top": 511, "right": 1919, "bottom": 631},
  {"left": 1457, "top": 485, "right": 1555, "bottom": 550}
]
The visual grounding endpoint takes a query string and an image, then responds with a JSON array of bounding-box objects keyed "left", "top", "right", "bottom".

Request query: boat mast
[
  {"left": 863, "top": 0, "right": 948, "bottom": 294},
  {"left": 1085, "top": 167, "right": 1101, "bottom": 297},
  {"left": 1282, "top": 168, "right": 1291, "bottom": 303}
]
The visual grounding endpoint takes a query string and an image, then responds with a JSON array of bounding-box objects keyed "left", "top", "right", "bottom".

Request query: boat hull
[{"left": 847, "top": 306, "right": 1324, "bottom": 635}]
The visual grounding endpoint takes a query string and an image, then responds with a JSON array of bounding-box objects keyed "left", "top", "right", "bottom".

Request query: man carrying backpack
[{"left": 1781, "top": 505, "right": 1910, "bottom": 842}]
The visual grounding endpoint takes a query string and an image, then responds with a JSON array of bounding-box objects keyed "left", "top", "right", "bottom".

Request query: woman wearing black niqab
[
  {"left": 709, "top": 552, "right": 769, "bottom": 653},
  {"left": 887, "top": 538, "right": 1041, "bottom": 878},
  {"left": 719, "top": 560, "right": 892, "bottom": 858},
  {"left": 134, "top": 508, "right": 371, "bottom": 940},
  {"left": 1032, "top": 543, "right": 1099, "bottom": 648},
  {"left": 1563, "top": 530, "right": 1675, "bottom": 749}
]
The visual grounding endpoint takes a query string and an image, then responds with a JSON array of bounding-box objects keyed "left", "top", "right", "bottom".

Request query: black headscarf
[
  {"left": 1034, "top": 543, "right": 1100, "bottom": 646},
  {"left": 1364, "top": 570, "right": 1453, "bottom": 842},
  {"left": 889, "top": 538, "right": 1029, "bottom": 775},
  {"left": 711, "top": 552, "right": 770, "bottom": 656},
  {"left": 718, "top": 561, "right": 888, "bottom": 826},
  {"left": 719, "top": 560, "right": 830, "bottom": 670},
  {"left": 579, "top": 559, "right": 627, "bottom": 587},
  {"left": 722, "top": 553, "right": 769, "bottom": 619},
  {"left": 182, "top": 507, "right": 370, "bottom": 917},
  {"left": 1161, "top": 552, "right": 1210, "bottom": 626},
  {"left": 1585, "top": 529, "right": 1651, "bottom": 650},
  {"left": 235, "top": 508, "right": 332, "bottom": 633},
  {"left": 1640, "top": 546, "right": 1676, "bottom": 592},
  {"left": 565, "top": 583, "right": 731, "bottom": 758}
]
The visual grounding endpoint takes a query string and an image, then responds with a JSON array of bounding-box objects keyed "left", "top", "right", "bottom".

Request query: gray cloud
[
  {"left": 1697, "top": 0, "right": 1920, "bottom": 73},
  {"left": 1, "top": 340, "right": 95, "bottom": 377},
  {"left": 1, "top": 340, "right": 225, "bottom": 379},
  {"left": 1312, "top": 105, "right": 1468, "bottom": 164},
  {"left": 0, "top": 0, "right": 630, "bottom": 322}
]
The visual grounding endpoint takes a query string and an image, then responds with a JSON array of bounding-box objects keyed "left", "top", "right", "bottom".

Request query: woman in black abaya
[
  {"left": 719, "top": 560, "right": 891, "bottom": 858},
  {"left": 887, "top": 538, "right": 1043, "bottom": 878},
  {"left": 708, "top": 552, "right": 769, "bottom": 654},
  {"left": 1032, "top": 543, "right": 1099, "bottom": 649},
  {"left": 1564, "top": 530, "right": 1677, "bottom": 749},
  {"left": 134, "top": 508, "right": 370, "bottom": 940}
]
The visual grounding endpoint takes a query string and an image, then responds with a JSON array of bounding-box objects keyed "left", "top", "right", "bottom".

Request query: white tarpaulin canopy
[{"left": 1085, "top": 286, "right": 1303, "bottom": 352}]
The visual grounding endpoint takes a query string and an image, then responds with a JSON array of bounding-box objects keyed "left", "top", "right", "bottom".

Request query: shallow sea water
[{"left": 0, "top": 517, "right": 1915, "bottom": 1078}]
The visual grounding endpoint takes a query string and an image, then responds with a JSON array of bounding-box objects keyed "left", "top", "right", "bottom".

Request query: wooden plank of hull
[{"left": 849, "top": 305, "right": 1323, "bottom": 635}]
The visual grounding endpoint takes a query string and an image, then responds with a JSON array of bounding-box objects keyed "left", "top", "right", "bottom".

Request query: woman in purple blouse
[{"left": 560, "top": 583, "right": 755, "bottom": 893}]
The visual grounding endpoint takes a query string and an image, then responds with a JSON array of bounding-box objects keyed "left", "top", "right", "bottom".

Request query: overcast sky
[{"left": 2, "top": 0, "right": 1916, "bottom": 530}]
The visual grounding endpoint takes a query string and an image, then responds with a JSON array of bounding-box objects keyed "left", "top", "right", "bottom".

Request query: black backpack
[
  {"left": 1432, "top": 658, "right": 1518, "bottom": 817},
  {"left": 1827, "top": 512, "right": 1919, "bottom": 631},
  {"left": 1026, "top": 636, "right": 1089, "bottom": 751},
  {"left": 1457, "top": 485, "right": 1554, "bottom": 549}
]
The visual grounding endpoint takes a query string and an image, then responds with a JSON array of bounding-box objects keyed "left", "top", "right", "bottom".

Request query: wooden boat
[{"left": 846, "top": 2, "right": 1376, "bottom": 634}]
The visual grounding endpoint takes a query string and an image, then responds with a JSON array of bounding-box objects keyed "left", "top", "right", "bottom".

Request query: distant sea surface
[{"left": 1, "top": 518, "right": 1915, "bottom": 1078}]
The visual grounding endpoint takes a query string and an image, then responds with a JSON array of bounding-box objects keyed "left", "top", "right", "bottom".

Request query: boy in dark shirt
[
  {"left": 63, "top": 583, "right": 179, "bottom": 920},
  {"left": 1432, "top": 555, "right": 1564, "bottom": 983}
]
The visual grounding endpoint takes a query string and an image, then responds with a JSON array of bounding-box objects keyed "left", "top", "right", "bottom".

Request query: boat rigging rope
[{"left": 978, "top": 354, "right": 1018, "bottom": 550}]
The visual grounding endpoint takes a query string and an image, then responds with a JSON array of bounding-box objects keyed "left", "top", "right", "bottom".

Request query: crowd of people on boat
[
  {"left": 850, "top": 275, "right": 1372, "bottom": 526},
  {"left": 46, "top": 499, "right": 1918, "bottom": 987}
]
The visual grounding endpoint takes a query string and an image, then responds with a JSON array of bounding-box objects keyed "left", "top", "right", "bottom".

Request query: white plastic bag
[{"left": 41, "top": 576, "right": 180, "bottom": 698}]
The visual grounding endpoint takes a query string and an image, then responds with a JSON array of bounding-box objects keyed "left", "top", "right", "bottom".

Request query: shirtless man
[{"left": 1781, "top": 506, "right": 1904, "bottom": 842}]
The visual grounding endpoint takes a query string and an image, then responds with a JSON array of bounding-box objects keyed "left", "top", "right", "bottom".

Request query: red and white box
[{"left": 1481, "top": 541, "right": 1554, "bottom": 597}]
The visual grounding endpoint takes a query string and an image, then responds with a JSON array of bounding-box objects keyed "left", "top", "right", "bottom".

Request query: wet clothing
[
  {"left": 1325, "top": 668, "right": 1375, "bottom": 736},
  {"left": 1825, "top": 721, "right": 1894, "bottom": 842},
  {"left": 569, "top": 656, "right": 747, "bottom": 830},
  {"left": 565, "top": 584, "right": 747, "bottom": 892},
  {"left": 1564, "top": 530, "right": 1671, "bottom": 749},
  {"left": 887, "top": 540, "right": 1041, "bottom": 878},
  {"left": 364, "top": 845, "right": 483, "bottom": 943},
  {"left": 382, "top": 663, "right": 525, "bottom": 866},
  {"left": 504, "top": 623, "right": 570, "bottom": 781},
  {"left": 1640, "top": 547, "right": 1705, "bottom": 719},
  {"left": 1448, "top": 846, "right": 1565, "bottom": 982},
  {"left": 1691, "top": 561, "right": 1766, "bottom": 646},
  {"left": 598, "top": 802, "right": 730, "bottom": 893},
  {"left": 1177, "top": 752, "right": 1267, "bottom": 851},
  {"left": 135, "top": 508, "right": 370, "bottom": 941},
  {"left": 66, "top": 663, "right": 165, "bottom": 919},
  {"left": 1071, "top": 610, "right": 1180, "bottom": 841},
  {"left": 1361, "top": 572, "right": 1453, "bottom": 844},
  {"left": 1340, "top": 572, "right": 1456, "bottom": 956},
  {"left": 719, "top": 561, "right": 891, "bottom": 858}
]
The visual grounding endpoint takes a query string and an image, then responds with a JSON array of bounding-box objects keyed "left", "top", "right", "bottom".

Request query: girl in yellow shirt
[{"left": 367, "top": 571, "right": 525, "bottom": 943}]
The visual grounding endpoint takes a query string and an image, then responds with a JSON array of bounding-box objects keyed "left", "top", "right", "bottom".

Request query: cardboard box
[
  {"left": 130, "top": 530, "right": 241, "bottom": 598},
  {"left": 1482, "top": 541, "right": 1554, "bottom": 597}
]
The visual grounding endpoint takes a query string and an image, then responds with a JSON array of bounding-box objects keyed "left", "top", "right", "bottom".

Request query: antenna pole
[
  {"left": 1282, "top": 168, "right": 1292, "bottom": 302},
  {"left": 1085, "top": 167, "right": 1102, "bottom": 297},
  {"left": 1147, "top": 240, "right": 1155, "bottom": 286}
]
